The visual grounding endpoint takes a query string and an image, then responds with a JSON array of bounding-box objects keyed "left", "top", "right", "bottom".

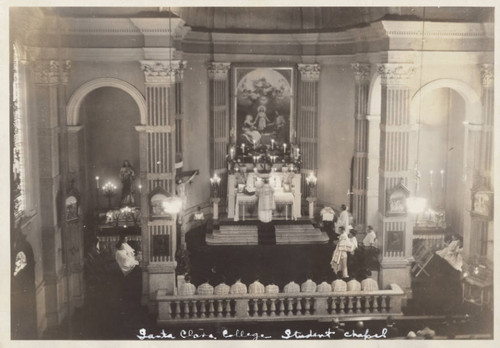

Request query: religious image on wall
[{"left": 234, "top": 67, "right": 293, "bottom": 148}]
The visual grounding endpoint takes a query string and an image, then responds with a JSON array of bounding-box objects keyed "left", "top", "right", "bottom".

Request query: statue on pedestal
[{"left": 119, "top": 160, "right": 135, "bottom": 206}]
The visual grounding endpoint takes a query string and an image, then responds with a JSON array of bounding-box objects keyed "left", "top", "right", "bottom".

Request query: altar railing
[{"left": 156, "top": 284, "right": 404, "bottom": 324}]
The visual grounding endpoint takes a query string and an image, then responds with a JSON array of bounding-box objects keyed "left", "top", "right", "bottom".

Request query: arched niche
[{"left": 67, "top": 77, "right": 147, "bottom": 126}]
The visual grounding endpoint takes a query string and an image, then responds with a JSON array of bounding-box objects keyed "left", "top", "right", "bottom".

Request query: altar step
[
  {"left": 206, "top": 223, "right": 328, "bottom": 246},
  {"left": 275, "top": 224, "right": 329, "bottom": 245}
]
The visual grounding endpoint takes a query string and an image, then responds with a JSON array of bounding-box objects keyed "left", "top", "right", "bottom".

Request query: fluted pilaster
[
  {"left": 208, "top": 62, "right": 231, "bottom": 201},
  {"left": 351, "top": 63, "right": 371, "bottom": 226},
  {"left": 297, "top": 64, "right": 320, "bottom": 193}
]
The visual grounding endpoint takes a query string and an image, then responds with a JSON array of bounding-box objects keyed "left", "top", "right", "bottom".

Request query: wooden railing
[{"left": 156, "top": 284, "right": 404, "bottom": 324}]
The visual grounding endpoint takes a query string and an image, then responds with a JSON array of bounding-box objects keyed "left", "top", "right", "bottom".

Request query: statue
[{"left": 119, "top": 160, "right": 135, "bottom": 206}]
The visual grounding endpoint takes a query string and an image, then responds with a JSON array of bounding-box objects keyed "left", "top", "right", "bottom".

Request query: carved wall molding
[
  {"left": 207, "top": 62, "right": 231, "bottom": 80},
  {"left": 298, "top": 63, "right": 321, "bottom": 81},
  {"left": 33, "top": 60, "right": 71, "bottom": 85},
  {"left": 481, "top": 64, "right": 494, "bottom": 88},
  {"left": 377, "top": 63, "right": 414, "bottom": 86}
]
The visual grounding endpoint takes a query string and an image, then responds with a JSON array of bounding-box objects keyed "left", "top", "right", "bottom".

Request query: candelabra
[
  {"left": 102, "top": 182, "right": 117, "bottom": 209},
  {"left": 306, "top": 173, "right": 317, "bottom": 197},
  {"left": 210, "top": 174, "right": 221, "bottom": 198}
]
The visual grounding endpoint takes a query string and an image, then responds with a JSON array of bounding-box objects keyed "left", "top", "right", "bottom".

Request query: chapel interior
[{"left": 10, "top": 6, "right": 494, "bottom": 340}]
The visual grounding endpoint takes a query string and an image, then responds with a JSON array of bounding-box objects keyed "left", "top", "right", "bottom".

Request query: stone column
[
  {"left": 208, "top": 62, "right": 231, "bottom": 206},
  {"left": 376, "top": 63, "right": 415, "bottom": 290},
  {"left": 33, "top": 59, "right": 72, "bottom": 327},
  {"left": 351, "top": 63, "right": 371, "bottom": 228},
  {"left": 297, "top": 64, "right": 320, "bottom": 203},
  {"left": 139, "top": 60, "right": 184, "bottom": 308}
]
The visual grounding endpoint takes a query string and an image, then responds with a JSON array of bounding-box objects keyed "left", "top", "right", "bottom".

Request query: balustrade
[{"left": 157, "top": 284, "right": 404, "bottom": 324}]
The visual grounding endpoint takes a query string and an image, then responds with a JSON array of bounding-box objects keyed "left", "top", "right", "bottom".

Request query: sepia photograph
[{"left": 7, "top": 2, "right": 496, "bottom": 344}]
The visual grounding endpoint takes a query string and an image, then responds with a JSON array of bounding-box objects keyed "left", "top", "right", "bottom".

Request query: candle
[
  {"left": 271, "top": 139, "right": 275, "bottom": 149},
  {"left": 429, "top": 170, "right": 434, "bottom": 189},
  {"left": 283, "top": 143, "right": 287, "bottom": 153},
  {"left": 440, "top": 169, "right": 445, "bottom": 188},
  {"left": 95, "top": 176, "right": 99, "bottom": 189},
  {"left": 253, "top": 139, "right": 256, "bottom": 149},
  {"left": 241, "top": 143, "right": 246, "bottom": 154},
  {"left": 138, "top": 184, "right": 142, "bottom": 192},
  {"left": 230, "top": 147, "right": 235, "bottom": 160},
  {"left": 296, "top": 147, "right": 300, "bottom": 158}
]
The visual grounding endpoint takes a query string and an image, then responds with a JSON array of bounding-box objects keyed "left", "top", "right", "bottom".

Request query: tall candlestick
[
  {"left": 95, "top": 176, "right": 100, "bottom": 189},
  {"left": 440, "top": 169, "right": 445, "bottom": 188},
  {"left": 429, "top": 170, "right": 434, "bottom": 189}
]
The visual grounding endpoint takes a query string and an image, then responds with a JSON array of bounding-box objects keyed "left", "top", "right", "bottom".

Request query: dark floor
[{"left": 40, "top": 223, "right": 493, "bottom": 340}]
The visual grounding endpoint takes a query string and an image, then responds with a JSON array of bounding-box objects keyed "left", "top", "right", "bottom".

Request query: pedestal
[
  {"left": 306, "top": 197, "right": 317, "bottom": 219},
  {"left": 379, "top": 258, "right": 412, "bottom": 292},
  {"left": 147, "top": 262, "right": 176, "bottom": 312},
  {"left": 211, "top": 197, "right": 221, "bottom": 220}
]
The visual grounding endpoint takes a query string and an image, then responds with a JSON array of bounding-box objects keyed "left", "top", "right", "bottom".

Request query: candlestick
[
  {"left": 95, "top": 176, "right": 100, "bottom": 189},
  {"left": 429, "top": 170, "right": 434, "bottom": 189},
  {"left": 440, "top": 169, "right": 445, "bottom": 188}
]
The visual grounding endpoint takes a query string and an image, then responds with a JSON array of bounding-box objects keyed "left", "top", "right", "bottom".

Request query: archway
[{"left": 410, "top": 79, "right": 482, "bottom": 239}]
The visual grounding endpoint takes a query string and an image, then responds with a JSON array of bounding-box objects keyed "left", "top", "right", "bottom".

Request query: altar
[{"left": 227, "top": 169, "right": 301, "bottom": 221}]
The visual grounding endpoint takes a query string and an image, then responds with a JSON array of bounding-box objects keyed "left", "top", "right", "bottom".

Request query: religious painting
[
  {"left": 471, "top": 189, "right": 493, "bottom": 219},
  {"left": 234, "top": 67, "right": 294, "bottom": 149},
  {"left": 386, "top": 180, "right": 410, "bottom": 216},
  {"left": 65, "top": 195, "right": 79, "bottom": 221},
  {"left": 152, "top": 235, "right": 170, "bottom": 259},
  {"left": 386, "top": 230, "right": 404, "bottom": 253}
]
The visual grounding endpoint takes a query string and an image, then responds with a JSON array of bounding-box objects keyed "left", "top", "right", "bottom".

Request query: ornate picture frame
[
  {"left": 471, "top": 189, "right": 493, "bottom": 220},
  {"left": 386, "top": 180, "right": 410, "bottom": 216},
  {"left": 233, "top": 66, "right": 295, "bottom": 149}
]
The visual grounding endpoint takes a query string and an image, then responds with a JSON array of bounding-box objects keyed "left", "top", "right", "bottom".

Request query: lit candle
[
  {"left": 429, "top": 170, "right": 434, "bottom": 189},
  {"left": 271, "top": 139, "right": 275, "bottom": 149},
  {"left": 241, "top": 143, "right": 246, "bottom": 154},
  {"left": 283, "top": 143, "right": 287, "bottom": 153},
  {"left": 296, "top": 147, "right": 300, "bottom": 158},
  {"left": 440, "top": 169, "right": 445, "bottom": 188},
  {"left": 230, "top": 146, "right": 235, "bottom": 160},
  {"left": 95, "top": 176, "right": 99, "bottom": 189},
  {"left": 253, "top": 139, "right": 256, "bottom": 149},
  {"left": 138, "top": 184, "right": 142, "bottom": 192}
]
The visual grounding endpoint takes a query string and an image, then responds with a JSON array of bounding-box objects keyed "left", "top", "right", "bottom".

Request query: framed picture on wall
[
  {"left": 386, "top": 230, "right": 404, "bottom": 253},
  {"left": 233, "top": 67, "right": 294, "bottom": 149},
  {"left": 471, "top": 189, "right": 493, "bottom": 220}
]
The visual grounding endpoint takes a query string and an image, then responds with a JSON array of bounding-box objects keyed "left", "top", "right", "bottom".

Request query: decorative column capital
[
  {"left": 207, "top": 62, "right": 231, "bottom": 80},
  {"left": 480, "top": 64, "right": 494, "bottom": 88},
  {"left": 377, "top": 63, "right": 414, "bottom": 86},
  {"left": 140, "top": 60, "right": 185, "bottom": 85},
  {"left": 33, "top": 60, "right": 71, "bottom": 85},
  {"left": 298, "top": 63, "right": 321, "bottom": 81},
  {"left": 351, "top": 63, "right": 371, "bottom": 82}
]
